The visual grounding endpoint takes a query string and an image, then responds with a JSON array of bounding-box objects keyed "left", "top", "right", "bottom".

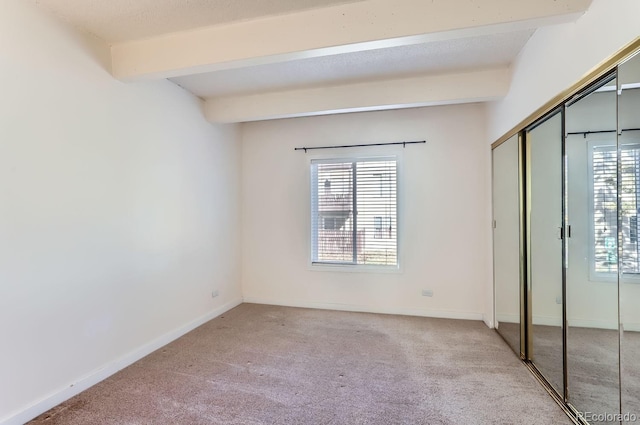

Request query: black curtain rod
[
  {"left": 567, "top": 128, "right": 640, "bottom": 137},
  {"left": 294, "top": 140, "right": 425, "bottom": 152}
]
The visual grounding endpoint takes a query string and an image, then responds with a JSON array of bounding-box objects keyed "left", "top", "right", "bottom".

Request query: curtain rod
[
  {"left": 294, "top": 140, "right": 425, "bottom": 152},
  {"left": 567, "top": 128, "right": 640, "bottom": 137}
]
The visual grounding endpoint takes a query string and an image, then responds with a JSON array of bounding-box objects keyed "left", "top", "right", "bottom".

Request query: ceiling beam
[
  {"left": 111, "top": 0, "right": 591, "bottom": 81},
  {"left": 203, "top": 68, "right": 510, "bottom": 123}
]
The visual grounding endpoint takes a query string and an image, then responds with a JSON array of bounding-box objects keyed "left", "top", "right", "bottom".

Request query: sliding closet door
[
  {"left": 493, "top": 134, "right": 522, "bottom": 356},
  {"left": 527, "top": 111, "right": 565, "bottom": 396},
  {"left": 619, "top": 53, "right": 640, "bottom": 424},
  {"left": 565, "top": 74, "right": 620, "bottom": 423}
]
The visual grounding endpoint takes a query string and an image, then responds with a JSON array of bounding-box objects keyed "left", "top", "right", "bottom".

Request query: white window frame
[{"left": 307, "top": 151, "right": 403, "bottom": 273}]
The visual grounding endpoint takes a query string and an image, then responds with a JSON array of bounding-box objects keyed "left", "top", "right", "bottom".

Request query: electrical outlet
[
  {"left": 212, "top": 290, "right": 219, "bottom": 298},
  {"left": 555, "top": 296, "right": 562, "bottom": 304},
  {"left": 422, "top": 289, "right": 434, "bottom": 297}
]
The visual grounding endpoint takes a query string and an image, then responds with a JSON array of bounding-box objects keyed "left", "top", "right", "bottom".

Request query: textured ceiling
[
  {"left": 33, "top": 0, "right": 365, "bottom": 43},
  {"left": 33, "top": 0, "right": 538, "bottom": 101},
  {"left": 171, "top": 30, "right": 534, "bottom": 98}
]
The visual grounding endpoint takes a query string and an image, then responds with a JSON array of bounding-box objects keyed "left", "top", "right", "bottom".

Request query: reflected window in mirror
[{"left": 590, "top": 141, "right": 640, "bottom": 281}]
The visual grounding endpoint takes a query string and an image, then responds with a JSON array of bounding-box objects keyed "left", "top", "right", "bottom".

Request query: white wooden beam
[
  {"left": 204, "top": 68, "right": 511, "bottom": 123},
  {"left": 111, "top": 0, "right": 591, "bottom": 81}
]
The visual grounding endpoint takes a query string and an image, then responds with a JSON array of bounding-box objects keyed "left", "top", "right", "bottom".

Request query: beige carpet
[
  {"left": 29, "top": 304, "right": 572, "bottom": 424},
  {"left": 497, "top": 321, "right": 640, "bottom": 425}
]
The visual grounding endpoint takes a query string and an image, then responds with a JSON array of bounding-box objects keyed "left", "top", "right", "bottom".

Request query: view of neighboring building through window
[
  {"left": 591, "top": 144, "right": 640, "bottom": 276},
  {"left": 311, "top": 157, "right": 397, "bottom": 266}
]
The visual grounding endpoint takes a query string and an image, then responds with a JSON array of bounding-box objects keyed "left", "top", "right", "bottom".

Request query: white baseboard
[
  {"left": 482, "top": 314, "right": 494, "bottom": 329},
  {"left": 568, "top": 318, "right": 618, "bottom": 330},
  {"left": 623, "top": 322, "right": 640, "bottom": 332},
  {"left": 1, "top": 298, "right": 243, "bottom": 425},
  {"left": 243, "top": 297, "right": 484, "bottom": 321},
  {"left": 531, "top": 315, "right": 563, "bottom": 327},
  {"left": 533, "top": 317, "right": 624, "bottom": 331},
  {"left": 496, "top": 313, "right": 520, "bottom": 325}
]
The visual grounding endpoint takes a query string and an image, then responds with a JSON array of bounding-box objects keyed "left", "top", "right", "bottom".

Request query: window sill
[{"left": 309, "top": 262, "right": 402, "bottom": 274}]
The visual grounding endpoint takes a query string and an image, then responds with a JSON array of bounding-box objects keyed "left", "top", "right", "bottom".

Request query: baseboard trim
[
  {"left": 531, "top": 315, "right": 563, "bottom": 327},
  {"left": 533, "top": 316, "right": 621, "bottom": 330},
  {"left": 568, "top": 318, "right": 618, "bottom": 330},
  {"left": 496, "top": 313, "right": 519, "bottom": 324},
  {"left": 243, "top": 297, "right": 484, "bottom": 321},
  {"left": 1, "top": 298, "right": 243, "bottom": 425},
  {"left": 623, "top": 322, "right": 640, "bottom": 332},
  {"left": 482, "top": 314, "right": 494, "bottom": 329}
]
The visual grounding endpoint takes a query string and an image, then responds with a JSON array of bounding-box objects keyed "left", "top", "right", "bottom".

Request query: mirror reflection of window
[
  {"left": 590, "top": 143, "right": 640, "bottom": 277},
  {"left": 618, "top": 51, "right": 640, "bottom": 424}
]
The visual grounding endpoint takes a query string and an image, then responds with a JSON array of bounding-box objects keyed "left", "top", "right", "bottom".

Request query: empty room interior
[{"left": 2, "top": 0, "right": 640, "bottom": 424}]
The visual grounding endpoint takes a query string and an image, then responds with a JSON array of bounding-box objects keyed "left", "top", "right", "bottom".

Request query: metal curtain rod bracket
[{"left": 294, "top": 140, "right": 426, "bottom": 152}]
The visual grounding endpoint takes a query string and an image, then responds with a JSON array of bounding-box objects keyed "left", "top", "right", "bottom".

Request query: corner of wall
[{"left": 0, "top": 299, "right": 242, "bottom": 425}]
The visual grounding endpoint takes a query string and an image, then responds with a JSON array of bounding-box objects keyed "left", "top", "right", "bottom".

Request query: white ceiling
[
  {"left": 171, "top": 30, "right": 534, "bottom": 98},
  {"left": 33, "top": 0, "right": 365, "bottom": 43},
  {"left": 30, "top": 0, "right": 592, "bottom": 122}
]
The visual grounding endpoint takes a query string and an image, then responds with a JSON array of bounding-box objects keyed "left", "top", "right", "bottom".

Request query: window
[
  {"left": 590, "top": 143, "right": 640, "bottom": 277},
  {"left": 374, "top": 216, "right": 392, "bottom": 239},
  {"left": 311, "top": 157, "right": 398, "bottom": 267}
]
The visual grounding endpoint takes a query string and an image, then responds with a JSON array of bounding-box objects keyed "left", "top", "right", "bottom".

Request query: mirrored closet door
[
  {"left": 527, "top": 110, "right": 565, "bottom": 396},
  {"left": 619, "top": 52, "right": 640, "bottom": 425},
  {"left": 565, "top": 73, "right": 620, "bottom": 424},
  {"left": 492, "top": 41, "right": 640, "bottom": 425},
  {"left": 493, "top": 134, "right": 522, "bottom": 356}
]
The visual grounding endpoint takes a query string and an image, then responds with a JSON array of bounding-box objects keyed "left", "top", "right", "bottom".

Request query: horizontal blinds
[
  {"left": 355, "top": 160, "right": 397, "bottom": 265},
  {"left": 312, "top": 161, "right": 354, "bottom": 263},
  {"left": 620, "top": 146, "right": 640, "bottom": 274},
  {"left": 311, "top": 157, "right": 397, "bottom": 266},
  {"left": 592, "top": 147, "right": 618, "bottom": 274},
  {"left": 592, "top": 145, "right": 640, "bottom": 275}
]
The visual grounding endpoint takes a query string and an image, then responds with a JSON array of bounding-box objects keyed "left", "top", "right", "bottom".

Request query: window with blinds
[
  {"left": 310, "top": 157, "right": 398, "bottom": 267},
  {"left": 591, "top": 144, "right": 640, "bottom": 276}
]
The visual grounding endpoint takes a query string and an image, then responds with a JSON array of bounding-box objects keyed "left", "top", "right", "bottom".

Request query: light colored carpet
[
  {"left": 498, "top": 322, "right": 640, "bottom": 425},
  {"left": 622, "top": 329, "right": 640, "bottom": 424},
  {"left": 532, "top": 325, "right": 640, "bottom": 425},
  {"left": 495, "top": 321, "right": 520, "bottom": 356},
  {"left": 29, "top": 304, "right": 573, "bottom": 424}
]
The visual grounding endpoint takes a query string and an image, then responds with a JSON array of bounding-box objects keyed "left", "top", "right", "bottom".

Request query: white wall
[
  {"left": 488, "top": 0, "right": 640, "bottom": 143},
  {"left": 241, "top": 105, "right": 491, "bottom": 321},
  {"left": 0, "top": 2, "right": 242, "bottom": 424}
]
